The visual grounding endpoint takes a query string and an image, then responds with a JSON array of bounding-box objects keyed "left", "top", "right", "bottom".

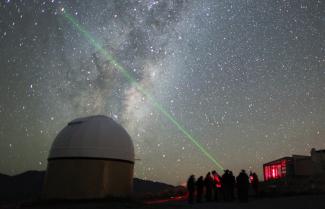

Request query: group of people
[{"left": 187, "top": 169, "right": 259, "bottom": 204}]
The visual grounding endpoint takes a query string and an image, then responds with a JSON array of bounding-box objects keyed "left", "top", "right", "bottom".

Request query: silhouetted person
[
  {"left": 204, "top": 172, "right": 213, "bottom": 201},
  {"left": 221, "top": 170, "right": 232, "bottom": 201},
  {"left": 229, "top": 171, "right": 236, "bottom": 201},
  {"left": 212, "top": 170, "right": 221, "bottom": 202},
  {"left": 196, "top": 176, "right": 204, "bottom": 203},
  {"left": 251, "top": 172, "right": 259, "bottom": 197},
  {"left": 187, "top": 175, "right": 196, "bottom": 204},
  {"left": 236, "top": 170, "right": 249, "bottom": 202},
  {"left": 249, "top": 171, "right": 254, "bottom": 192}
]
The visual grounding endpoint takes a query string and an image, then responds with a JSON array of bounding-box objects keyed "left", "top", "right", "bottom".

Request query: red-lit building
[
  {"left": 263, "top": 149, "right": 325, "bottom": 193},
  {"left": 263, "top": 155, "right": 313, "bottom": 181}
]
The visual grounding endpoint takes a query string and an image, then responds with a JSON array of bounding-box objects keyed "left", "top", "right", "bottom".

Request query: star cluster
[{"left": 0, "top": 0, "right": 324, "bottom": 185}]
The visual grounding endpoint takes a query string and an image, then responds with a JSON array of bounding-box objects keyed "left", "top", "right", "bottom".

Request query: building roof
[
  {"left": 263, "top": 156, "right": 291, "bottom": 166},
  {"left": 263, "top": 154, "right": 311, "bottom": 166},
  {"left": 48, "top": 115, "right": 134, "bottom": 163}
]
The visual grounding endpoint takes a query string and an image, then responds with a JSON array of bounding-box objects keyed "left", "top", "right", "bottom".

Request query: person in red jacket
[{"left": 212, "top": 170, "right": 221, "bottom": 202}]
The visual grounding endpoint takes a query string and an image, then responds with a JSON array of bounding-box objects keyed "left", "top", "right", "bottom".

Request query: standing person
[
  {"left": 187, "top": 175, "right": 196, "bottom": 204},
  {"left": 249, "top": 171, "right": 254, "bottom": 183},
  {"left": 251, "top": 172, "right": 259, "bottom": 197},
  {"left": 236, "top": 170, "right": 249, "bottom": 202},
  {"left": 229, "top": 171, "right": 236, "bottom": 201},
  {"left": 211, "top": 170, "right": 221, "bottom": 202},
  {"left": 204, "top": 172, "right": 213, "bottom": 201},
  {"left": 221, "top": 170, "right": 231, "bottom": 201},
  {"left": 196, "top": 176, "right": 204, "bottom": 203}
]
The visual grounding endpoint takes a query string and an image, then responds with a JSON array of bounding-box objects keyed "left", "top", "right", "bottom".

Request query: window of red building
[{"left": 264, "top": 159, "right": 287, "bottom": 181}]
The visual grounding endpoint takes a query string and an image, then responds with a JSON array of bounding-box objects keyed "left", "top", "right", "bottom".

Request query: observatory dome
[{"left": 49, "top": 115, "right": 134, "bottom": 163}]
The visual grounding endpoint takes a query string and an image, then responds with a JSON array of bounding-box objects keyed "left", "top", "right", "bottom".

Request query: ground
[
  {"left": 2, "top": 194, "right": 325, "bottom": 209},
  {"left": 161, "top": 194, "right": 325, "bottom": 209}
]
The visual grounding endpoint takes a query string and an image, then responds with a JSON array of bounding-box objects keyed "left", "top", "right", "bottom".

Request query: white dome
[{"left": 49, "top": 115, "right": 134, "bottom": 163}]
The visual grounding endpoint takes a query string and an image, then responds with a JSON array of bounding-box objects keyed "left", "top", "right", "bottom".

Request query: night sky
[{"left": 0, "top": 0, "right": 324, "bottom": 185}]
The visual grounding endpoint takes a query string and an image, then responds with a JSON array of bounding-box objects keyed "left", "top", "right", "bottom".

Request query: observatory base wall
[{"left": 43, "top": 158, "right": 134, "bottom": 199}]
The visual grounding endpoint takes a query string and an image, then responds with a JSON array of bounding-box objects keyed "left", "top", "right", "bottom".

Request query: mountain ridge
[{"left": 0, "top": 170, "right": 184, "bottom": 203}]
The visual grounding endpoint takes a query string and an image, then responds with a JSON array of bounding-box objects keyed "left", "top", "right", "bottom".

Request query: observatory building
[
  {"left": 44, "top": 115, "right": 134, "bottom": 199},
  {"left": 263, "top": 148, "right": 325, "bottom": 181}
]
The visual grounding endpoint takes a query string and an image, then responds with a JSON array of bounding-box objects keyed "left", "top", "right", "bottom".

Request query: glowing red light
[
  {"left": 264, "top": 159, "right": 287, "bottom": 181},
  {"left": 213, "top": 175, "right": 222, "bottom": 188},
  {"left": 249, "top": 175, "right": 254, "bottom": 183}
]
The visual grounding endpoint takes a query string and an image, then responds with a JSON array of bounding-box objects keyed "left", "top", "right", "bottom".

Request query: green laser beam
[{"left": 62, "top": 10, "right": 224, "bottom": 171}]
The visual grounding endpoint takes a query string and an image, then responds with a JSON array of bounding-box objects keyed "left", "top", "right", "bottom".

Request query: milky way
[{"left": 0, "top": 0, "right": 324, "bottom": 185}]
